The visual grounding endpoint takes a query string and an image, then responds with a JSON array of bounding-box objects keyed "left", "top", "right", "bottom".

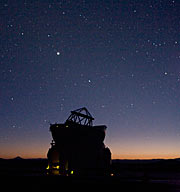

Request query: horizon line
[{"left": 1, "top": 156, "right": 180, "bottom": 161}]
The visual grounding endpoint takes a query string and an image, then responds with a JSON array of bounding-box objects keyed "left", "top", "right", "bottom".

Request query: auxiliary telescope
[{"left": 47, "top": 107, "right": 111, "bottom": 176}]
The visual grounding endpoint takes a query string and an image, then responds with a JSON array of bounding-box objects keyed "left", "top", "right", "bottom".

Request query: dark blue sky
[{"left": 1, "top": 0, "right": 180, "bottom": 159}]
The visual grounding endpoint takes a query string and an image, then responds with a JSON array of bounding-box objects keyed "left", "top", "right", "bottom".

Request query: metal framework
[{"left": 66, "top": 107, "right": 94, "bottom": 126}]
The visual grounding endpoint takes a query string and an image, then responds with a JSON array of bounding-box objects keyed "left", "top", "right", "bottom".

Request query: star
[
  {"left": 175, "top": 41, "right": 178, "bottom": 44},
  {"left": 56, "top": 51, "right": 60, "bottom": 56},
  {"left": 1, "top": 0, "right": 180, "bottom": 160}
]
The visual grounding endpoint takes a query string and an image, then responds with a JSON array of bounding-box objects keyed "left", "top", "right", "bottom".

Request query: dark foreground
[
  {"left": 1, "top": 175, "right": 180, "bottom": 192},
  {"left": 1, "top": 157, "right": 180, "bottom": 191}
]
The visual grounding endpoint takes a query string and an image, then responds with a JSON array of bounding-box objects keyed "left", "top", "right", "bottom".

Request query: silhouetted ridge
[{"left": 13, "top": 156, "right": 23, "bottom": 160}]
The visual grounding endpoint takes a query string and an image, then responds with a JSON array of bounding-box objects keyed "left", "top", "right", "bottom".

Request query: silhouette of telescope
[{"left": 47, "top": 107, "right": 111, "bottom": 176}]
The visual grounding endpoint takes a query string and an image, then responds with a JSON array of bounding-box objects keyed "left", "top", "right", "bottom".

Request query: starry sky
[{"left": 1, "top": 0, "right": 180, "bottom": 159}]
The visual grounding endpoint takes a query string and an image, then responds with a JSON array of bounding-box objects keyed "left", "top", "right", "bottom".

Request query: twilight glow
[{"left": 1, "top": 0, "right": 180, "bottom": 159}]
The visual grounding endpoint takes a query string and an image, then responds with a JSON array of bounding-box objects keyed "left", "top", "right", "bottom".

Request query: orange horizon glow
[
  {"left": 1, "top": 152, "right": 180, "bottom": 160},
  {"left": 112, "top": 154, "right": 180, "bottom": 160},
  {"left": 107, "top": 138, "right": 180, "bottom": 160},
  {"left": 1, "top": 140, "right": 180, "bottom": 160}
]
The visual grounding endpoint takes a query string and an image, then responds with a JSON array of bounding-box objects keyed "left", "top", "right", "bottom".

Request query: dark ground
[{"left": 1, "top": 157, "right": 180, "bottom": 191}]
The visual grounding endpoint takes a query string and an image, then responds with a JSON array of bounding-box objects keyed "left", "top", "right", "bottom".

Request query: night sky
[{"left": 1, "top": 0, "right": 180, "bottom": 159}]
